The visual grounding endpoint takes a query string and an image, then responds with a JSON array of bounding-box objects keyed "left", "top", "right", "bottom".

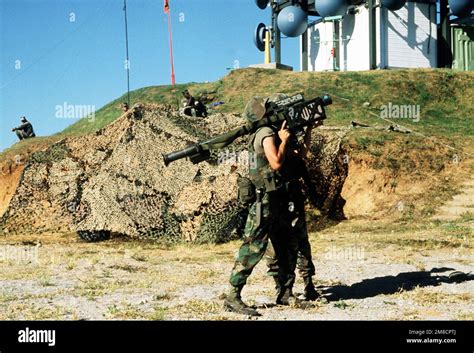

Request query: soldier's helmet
[
  {"left": 243, "top": 93, "right": 288, "bottom": 123},
  {"left": 266, "top": 93, "right": 288, "bottom": 104},
  {"left": 243, "top": 96, "right": 266, "bottom": 123}
]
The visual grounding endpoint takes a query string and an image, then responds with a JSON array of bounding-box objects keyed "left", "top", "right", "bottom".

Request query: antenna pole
[
  {"left": 264, "top": 28, "right": 271, "bottom": 64},
  {"left": 164, "top": 0, "right": 176, "bottom": 85},
  {"left": 271, "top": 1, "right": 281, "bottom": 64},
  {"left": 368, "top": 0, "right": 377, "bottom": 70},
  {"left": 123, "top": 0, "right": 131, "bottom": 106}
]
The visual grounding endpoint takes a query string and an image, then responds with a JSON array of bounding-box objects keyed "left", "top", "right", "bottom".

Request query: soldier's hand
[{"left": 278, "top": 121, "right": 290, "bottom": 143}]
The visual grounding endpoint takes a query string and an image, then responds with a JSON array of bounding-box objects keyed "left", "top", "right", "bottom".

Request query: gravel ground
[{"left": 1, "top": 218, "right": 472, "bottom": 321}]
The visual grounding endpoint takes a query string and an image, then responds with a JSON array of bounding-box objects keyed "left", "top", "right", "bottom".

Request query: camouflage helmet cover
[
  {"left": 243, "top": 93, "right": 288, "bottom": 123},
  {"left": 243, "top": 96, "right": 266, "bottom": 123},
  {"left": 266, "top": 93, "right": 288, "bottom": 104}
]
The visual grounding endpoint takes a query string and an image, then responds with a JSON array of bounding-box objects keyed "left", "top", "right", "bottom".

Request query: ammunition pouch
[
  {"left": 262, "top": 172, "right": 285, "bottom": 193},
  {"left": 249, "top": 171, "right": 286, "bottom": 194},
  {"left": 237, "top": 176, "right": 256, "bottom": 205}
]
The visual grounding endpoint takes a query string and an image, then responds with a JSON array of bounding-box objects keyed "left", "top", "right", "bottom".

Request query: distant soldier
[
  {"left": 12, "top": 116, "right": 35, "bottom": 141},
  {"left": 122, "top": 102, "right": 129, "bottom": 112},
  {"left": 182, "top": 89, "right": 208, "bottom": 118}
]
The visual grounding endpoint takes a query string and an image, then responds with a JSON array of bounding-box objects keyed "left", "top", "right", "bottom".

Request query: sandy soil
[{"left": 434, "top": 177, "right": 474, "bottom": 224}]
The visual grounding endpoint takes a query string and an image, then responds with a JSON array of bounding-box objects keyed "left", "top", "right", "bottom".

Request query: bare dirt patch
[{"left": 434, "top": 177, "right": 474, "bottom": 224}]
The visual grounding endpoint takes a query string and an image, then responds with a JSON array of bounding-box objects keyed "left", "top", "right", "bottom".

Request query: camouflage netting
[
  {"left": 0, "top": 104, "right": 348, "bottom": 243},
  {"left": 306, "top": 128, "right": 349, "bottom": 219}
]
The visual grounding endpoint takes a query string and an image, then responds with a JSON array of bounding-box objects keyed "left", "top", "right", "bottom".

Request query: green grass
[
  {"left": 53, "top": 68, "right": 474, "bottom": 141},
  {"left": 348, "top": 130, "right": 455, "bottom": 175},
  {"left": 355, "top": 133, "right": 395, "bottom": 149}
]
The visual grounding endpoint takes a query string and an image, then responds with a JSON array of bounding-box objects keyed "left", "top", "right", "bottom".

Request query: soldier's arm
[
  {"left": 18, "top": 122, "right": 29, "bottom": 130},
  {"left": 12, "top": 123, "right": 25, "bottom": 131},
  {"left": 263, "top": 121, "right": 290, "bottom": 171}
]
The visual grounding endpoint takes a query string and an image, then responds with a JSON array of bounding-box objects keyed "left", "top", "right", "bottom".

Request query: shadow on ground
[{"left": 321, "top": 268, "right": 473, "bottom": 301}]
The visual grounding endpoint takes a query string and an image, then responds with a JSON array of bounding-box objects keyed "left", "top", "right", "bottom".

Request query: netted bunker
[{"left": 0, "top": 104, "right": 348, "bottom": 243}]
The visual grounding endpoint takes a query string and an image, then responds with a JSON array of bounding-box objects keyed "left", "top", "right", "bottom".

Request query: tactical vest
[
  {"left": 248, "top": 127, "right": 306, "bottom": 192},
  {"left": 248, "top": 127, "right": 276, "bottom": 191}
]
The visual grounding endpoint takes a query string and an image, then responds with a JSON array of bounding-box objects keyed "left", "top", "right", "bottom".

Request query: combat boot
[
  {"left": 272, "top": 276, "right": 280, "bottom": 295},
  {"left": 303, "top": 277, "right": 319, "bottom": 301},
  {"left": 224, "top": 286, "right": 261, "bottom": 317},
  {"left": 276, "top": 286, "right": 295, "bottom": 305},
  {"left": 273, "top": 276, "right": 290, "bottom": 305}
]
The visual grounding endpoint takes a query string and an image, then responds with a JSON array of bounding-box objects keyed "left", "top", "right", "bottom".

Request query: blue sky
[{"left": 0, "top": 0, "right": 303, "bottom": 152}]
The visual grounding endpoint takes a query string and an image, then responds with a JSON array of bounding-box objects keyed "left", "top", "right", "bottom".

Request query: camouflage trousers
[
  {"left": 265, "top": 210, "right": 316, "bottom": 285},
  {"left": 266, "top": 181, "right": 315, "bottom": 287},
  {"left": 229, "top": 189, "right": 299, "bottom": 289}
]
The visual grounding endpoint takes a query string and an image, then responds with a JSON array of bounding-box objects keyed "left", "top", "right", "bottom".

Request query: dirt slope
[
  {"left": 434, "top": 177, "right": 474, "bottom": 224},
  {"left": 0, "top": 165, "right": 23, "bottom": 217}
]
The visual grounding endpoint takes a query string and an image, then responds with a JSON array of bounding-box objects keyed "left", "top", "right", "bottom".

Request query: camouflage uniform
[
  {"left": 235, "top": 182, "right": 315, "bottom": 287},
  {"left": 233, "top": 185, "right": 315, "bottom": 286},
  {"left": 225, "top": 95, "right": 318, "bottom": 315},
  {"left": 224, "top": 97, "right": 302, "bottom": 316},
  {"left": 264, "top": 183, "right": 316, "bottom": 285},
  {"left": 264, "top": 150, "right": 318, "bottom": 303},
  {"left": 229, "top": 123, "right": 298, "bottom": 291},
  {"left": 263, "top": 93, "right": 317, "bottom": 299},
  {"left": 233, "top": 93, "right": 317, "bottom": 298}
]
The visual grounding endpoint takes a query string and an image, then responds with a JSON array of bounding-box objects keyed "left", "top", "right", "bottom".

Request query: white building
[{"left": 302, "top": 1, "right": 438, "bottom": 71}]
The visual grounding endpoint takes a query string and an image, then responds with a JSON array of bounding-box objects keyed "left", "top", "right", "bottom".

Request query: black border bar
[{"left": 0, "top": 321, "right": 472, "bottom": 353}]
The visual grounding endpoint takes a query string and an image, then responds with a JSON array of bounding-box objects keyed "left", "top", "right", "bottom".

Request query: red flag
[{"left": 164, "top": 0, "right": 170, "bottom": 13}]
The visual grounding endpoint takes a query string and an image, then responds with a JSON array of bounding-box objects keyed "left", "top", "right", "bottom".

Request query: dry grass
[
  {"left": 401, "top": 287, "right": 472, "bottom": 306},
  {"left": 0, "top": 216, "right": 472, "bottom": 320},
  {"left": 0, "top": 302, "right": 73, "bottom": 320},
  {"left": 105, "top": 303, "right": 148, "bottom": 320},
  {"left": 320, "top": 218, "right": 474, "bottom": 252},
  {"left": 457, "top": 312, "right": 474, "bottom": 320}
]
